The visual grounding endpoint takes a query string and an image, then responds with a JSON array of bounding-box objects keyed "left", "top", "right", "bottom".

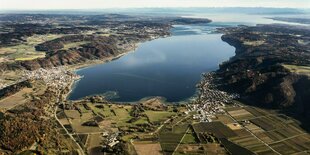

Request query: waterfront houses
[{"left": 187, "top": 73, "right": 240, "bottom": 122}]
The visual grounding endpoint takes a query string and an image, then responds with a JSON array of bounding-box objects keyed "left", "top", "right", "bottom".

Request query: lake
[{"left": 68, "top": 23, "right": 235, "bottom": 102}]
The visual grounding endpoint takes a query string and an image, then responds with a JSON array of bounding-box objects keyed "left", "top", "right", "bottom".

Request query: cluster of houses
[
  {"left": 23, "top": 67, "right": 81, "bottom": 89},
  {"left": 103, "top": 131, "right": 120, "bottom": 148},
  {"left": 186, "top": 72, "right": 240, "bottom": 122}
]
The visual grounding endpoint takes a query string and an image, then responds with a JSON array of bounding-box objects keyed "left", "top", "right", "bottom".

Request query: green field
[
  {"left": 0, "top": 34, "right": 63, "bottom": 61},
  {"left": 181, "top": 128, "right": 199, "bottom": 144},
  {"left": 133, "top": 117, "right": 149, "bottom": 125},
  {"left": 144, "top": 111, "right": 175, "bottom": 123},
  {"left": 109, "top": 107, "right": 133, "bottom": 126},
  {"left": 159, "top": 122, "right": 190, "bottom": 155}
]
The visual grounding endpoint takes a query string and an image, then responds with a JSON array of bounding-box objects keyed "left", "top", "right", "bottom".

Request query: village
[
  {"left": 23, "top": 67, "right": 81, "bottom": 90},
  {"left": 186, "top": 72, "right": 240, "bottom": 122}
]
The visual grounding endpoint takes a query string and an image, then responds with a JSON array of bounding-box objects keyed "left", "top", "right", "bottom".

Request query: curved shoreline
[{"left": 67, "top": 27, "right": 236, "bottom": 104}]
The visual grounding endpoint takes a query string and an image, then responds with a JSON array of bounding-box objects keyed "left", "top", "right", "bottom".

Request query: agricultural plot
[
  {"left": 64, "top": 110, "right": 80, "bottom": 119},
  {"left": 270, "top": 141, "right": 303, "bottom": 155},
  {"left": 76, "top": 134, "right": 88, "bottom": 147},
  {"left": 0, "top": 88, "right": 32, "bottom": 110},
  {"left": 202, "top": 144, "right": 228, "bottom": 155},
  {"left": 0, "top": 44, "right": 45, "bottom": 61},
  {"left": 250, "top": 116, "right": 287, "bottom": 131},
  {"left": 58, "top": 118, "right": 71, "bottom": 126},
  {"left": 180, "top": 128, "right": 199, "bottom": 144},
  {"left": 63, "top": 41, "right": 91, "bottom": 50},
  {"left": 283, "top": 64, "right": 310, "bottom": 75},
  {"left": 133, "top": 141, "right": 163, "bottom": 155},
  {"left": 86, "top": 103, "right": 133, "bottom": 127},
  {"left": 223, "top": 106, "right": 310, "bottom": 154},
  {"left": 77, "top": 104, "right": 91, "bottom": 113},
  {"left": 245, "top": 123, "right": 264, "bottom": 133},
  {"left": 227, "top": 108, "right": 255, "bottom": 121},
  {"left": 229, "top": 135, "right": 271, "bottom": 154},
  {"left": 108, "top": 105, "right": 133, "bottom": 126},
  {"left": 174, "top": 144, "right": 205, "bottom": 155},
  {"left": 64, "top": 109, "right": 104, "bottom": 133},
  {"left": 0, "top": 34, "right": 62, "bottom": 62},
  {"left": 90, "top": 104, "right": 114, "bottom": 117},
  {"left": 0, "top": 71, "right": 23, "bottom": 87},
  {"left": 219, "top": 138, "right": 254, "bottom": 155},
  {"left": 192, "top": 122, "right": 237, "bottom": 138},
  {"left": 159, "top": 123, "right": 190, "bottom": 155},
  {"left": 226, "top": 123, "right": 243, "bottom": 130},
  {"left": 133, "top": 117, "right": 149, "bottom": 125},
  {"left": 159, "top": 132, "right": 184, "bottom": 155},
  {"left": 234, "top": 127, "right": 251, "bottom": 135},
  {"left": 49, "top": 121, "right": 81, "bottom": 153},
  {"left": 86, "top": 133, "right": 104, "bottom": 155},
  {"left": 253, "top": 132, "right": 274, "bottom": 144},
  {"left": 144, "top": 110, "right": 176, "bottom": 123},
  {"left": 243, "top": 107, "right": 269, "bottom": 117},
  {"left": 174, "top": 144, "right": 227, "bottom": 155},
  {"left": 213, "top": 114, "right": 235, "bottom": 124}
]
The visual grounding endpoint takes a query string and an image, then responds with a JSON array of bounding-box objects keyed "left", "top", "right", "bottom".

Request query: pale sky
[{"left": 0, "top": 0, "right": 309, "bottom": 10}]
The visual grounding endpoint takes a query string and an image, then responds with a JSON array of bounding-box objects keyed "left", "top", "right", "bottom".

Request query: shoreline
[
  {"left": 66, "top": 30, "right": 236, "bottom": 104},
  {"left": 66, "top": 37, "right": 164, "bottom": 101}
]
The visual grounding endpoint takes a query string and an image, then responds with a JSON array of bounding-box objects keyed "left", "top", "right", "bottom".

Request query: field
[
  {"left": 0, "top": 88, "right": 32, "bottom": 110},
  {"left": 0, "top": 34, "right": 63, "bottom": 62},
  {"left": 0, "top": 71, "right": 23, "bottom": 89},
  {"left": 66, "top": 110, "right": 104, "bottom": 133},
  {"left": 192, "top": 122, "right": 237, "bottom": 138},
  {"left": 64, "top": 110, "right": 80, "bottom": 119},
  {"left": 108, "top": 105, "right": 133, "bottom": 126},
  {"left": 243, "top": 40, "right": 265, "bottom": 46},
  {"left": 212, "top": 114, "right": 235, "bottom": 124},
  {"left": 86, "top": 134, "right": 104, "bottom": 155},
  {"left": 144, "top": 110, "right": 175, "bottom": 123},
  {"left": 63, "top": 41, "right": 91, "bottom": 50},
  {"left": 133, "top": 141, "right": 163, "bottom": 155},
  {"left": 76, "top": 103, "right": 135, "bottom": 127},
  {"left": 283, "top": 64, "right": 310, "bottom": 75},
  {"left": 224, "top": 105, "right": 310, "bottom": 154},
  {"left": 0, "top": 80, "right": 47, "bottom": 111},
  {"left": 159, "top": 120, "right": 190, "bottom": 155},
  {"left": 57, "top": 99, "right": 310, "bottom": 155},
  {"left": 181, "top": 128, "right": 199, "bottom": 144},
  {"left": 226, "top": 108, "right": 255, "bottom": 121},
  {"left": 64, "top": 104, "right": 104, "bottom": 133},
  {"left": 58, "top": 100, "right": 183, "bottom": 155}
]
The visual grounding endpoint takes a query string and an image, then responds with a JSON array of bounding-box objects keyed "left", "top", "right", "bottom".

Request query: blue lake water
[{"left": 69, "top": 24, "right": 235, "bottom": 102}]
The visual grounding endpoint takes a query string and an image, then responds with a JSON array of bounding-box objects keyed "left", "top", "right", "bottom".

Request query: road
[
  {"left": 172, "top": 127, "right": 190, "bottom": 155},
  {"left": 54, "top": 98, "right": 85, "bottom": 155},
  {"left": 225, "top": 111, "right": 281, "bottom": 155}
]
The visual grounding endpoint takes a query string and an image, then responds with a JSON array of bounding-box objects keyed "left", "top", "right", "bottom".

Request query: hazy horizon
[{"left": 1, "top": 0, "right": 309, "bottom": 10}]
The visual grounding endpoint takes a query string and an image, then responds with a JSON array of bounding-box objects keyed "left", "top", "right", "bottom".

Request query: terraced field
[{"left": 225, "top": 105, "right": 310, "bottom": 155}]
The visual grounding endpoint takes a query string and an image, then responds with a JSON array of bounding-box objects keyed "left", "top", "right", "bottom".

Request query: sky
[{"left": 0, "top": 0, "right": 309, "bottom": 10}]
